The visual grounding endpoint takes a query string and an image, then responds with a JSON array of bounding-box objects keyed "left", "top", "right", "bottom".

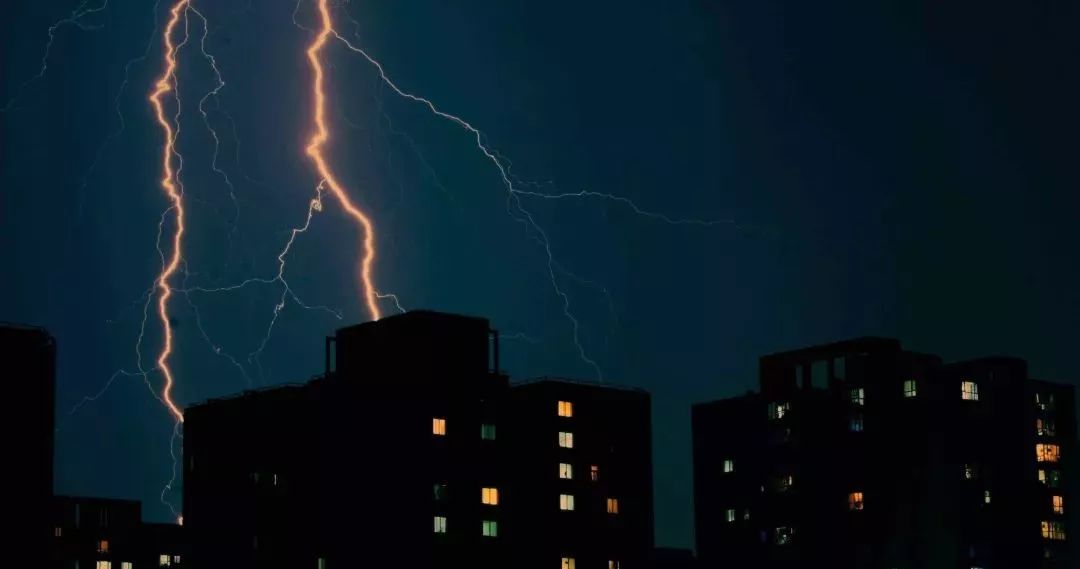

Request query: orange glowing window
[
  {"left": 848, "top": 492, "right": 864, "bottom": 511},
  {"left": 562, "top": 558, "right": 576, "bottom": 569},
  {"left": 482, "top": 487, "right": 499, "bottom": 505},
  {"left": 558, "top": 400, "right": 574, "bottom": 417},
  {"left": 608, "top": 562, "right": 621, "bottom": 569},
  {"left": 98, "top": 540, "right": 110, "bottom": 553},
  {"left": 1037, "top": 444, "right": 1061, "bottom": 463},
  {"left": 607, "top": 498, "right": 620, "bottom": 514},
  {"left": 433, "top": 417, "right": 447, "bottom": 436},
  {"left": 1053, "top": 495, "right": 1064, "bottom": 515}
]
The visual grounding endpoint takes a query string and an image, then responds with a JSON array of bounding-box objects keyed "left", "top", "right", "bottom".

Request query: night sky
[{"left": 2, "top": 0, "right": 1077, "bottom": 549}]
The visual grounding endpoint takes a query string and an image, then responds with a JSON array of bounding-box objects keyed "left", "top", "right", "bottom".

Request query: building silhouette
[
  {"left": 3, "top": 323, "right": 56, "bottom": 566},
  {"left": 51, "top": 496, "right": 188, "bottom": 568},
  {"left": 692, "top": 337, "right": 1076, "bottom": 569},
  {"left": 184, "top": 310, "right": 655, "bottom": 569}
]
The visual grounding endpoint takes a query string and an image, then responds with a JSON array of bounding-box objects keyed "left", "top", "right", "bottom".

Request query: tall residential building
[
  {"left": 184, "top": 311, "right": 506, "bottom": 569},
  {"left": 50, "top": 496, "right": 188, "bottom": 569},
  {"left": 184, "top": 310, "right": 655, "bottom": 569},
  {"left": 3, "top": 323, "right": 56, "bottom": 565},
  {"left": 692, "top": 337, "right": 1076, "bottom": 569},
  {"left": 506, "top": 378, "right": 654, "bottom": 569}
]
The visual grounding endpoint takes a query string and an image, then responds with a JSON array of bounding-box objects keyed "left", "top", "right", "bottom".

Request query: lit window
[
  {"left": 590, "top": 465, "right": 599, "bottom": 481},
  {"left": 96, "top": 562, "right": 112, "bottom": 569},
  {"left": 984, "top": 490, "right": 992, "bottom": 504},
  {"left": 481, "top": 423, "right": 496, "bottom": 440},
  {"left": 433, "top": 417, "right": 447, "bottom": 436},
  {"left": 775, "top": 526, "right": 794, "bottom": 545},
  {"left": 173, "top": 557, "right": 181, "bottom": 565},
  {"left": 608, "top": 561, "right": 620, "bottom": 569},
  {"left": 433, "top": 516, "right": 447, "bottom": 533},
  {"left": 434, "top": 483, "right": 447, "bottom": 501},
  {"left": 743, "top": 509, "right": 751, "bottom": 520},
  {"left": 560, "top": 494, "right": 575, "bottom": 511},
  {"left": 318, "top": 559, "right": 326, "bottom": 569},
  {"left": 482, "top": 520, "right": 498, "bottom": 537},
  {"left": 1053, "top": 495, "right": 1064, "bottom": 515},
  {"left": 961, "top": 381, "right": 979, "bottom": 401},
  {"left": 562, "top": 558, "right": 576, "bottom": 569},
  {"left": 964, "top": 463, "right": 977, "bottom": 480},
  {"left": 848, "top": 492, "right": 864, "bottom": 511},
  {"left": 1036, "top": 393, "right": 1056, "bottom": 411},
  {"left": 482, "top": 487, "right": 500, "bottom": 505},
  {"left": 160, "top": 554, "right": 171, "bottom": 566},
  {"left": 607, "top": 498, "right": 620, "bottom": 514},
  {"left": 775, "top": 474, "right": 794, "bottom": 492},
  {"left": 1037, "top": 444, "right": 1061, "bottom": 463},
  {"left": 1037, "top": 419, "right": 1056, "bottom": 437},
  {"left": 726, "top": 509, "right": 736, "bottom": 523},
  {"left": 1042, "top": 521, "right": 1066, "bottom": 541},
  {"left": 122, "top": 563, "right": 133, "bottom": 569},
  {"left": 558, "top": 400, "right": 574, "bottom": 417},
  {"left": 1039, "top": 469, "right": 1062, "bottom": 488},
  {"left": 723, "top": 459, "right": 735, "bottom": 473},
  {"left": 54, "top": 527, "right": 62, "bottom": 538},
  {"left": 98, "top": 540, "right": 110, "bottom": 553},
  {"left": 768, "top": 402, "right": 790, "bottom": 420},
  {"left": 850, "top": 387, "right": 865, "bottom": 406},
  {"left": 850, "top": 414, "right": 864, "bottom": 432},
  {"left": 559, "top": 432, "right": 574, "bottom": 448},
  {"left": 559, "top": 463, "right": 573, "bottom": 479},
  {"left": 903, "top": 380, "right": 917, "bottom": 398}
]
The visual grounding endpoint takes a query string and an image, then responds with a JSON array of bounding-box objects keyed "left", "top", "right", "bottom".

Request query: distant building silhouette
[
  {"left": 692, "top": 338, "right": 1077, "bottom": 569},
  {"left": 51, "top": 496, "right": 188, "bottom": 568},
  {"left": 183, "top": 310, "right": 655, "bottom": 569},
  {"left": 3, "top": 323, "right": 56, "bottom": 566}
]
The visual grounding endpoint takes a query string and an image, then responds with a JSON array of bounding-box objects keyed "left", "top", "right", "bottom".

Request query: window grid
[
  {"left": 1053, "top": 495, "right": 1064, "bottom": 515},
  {"left": 1037, "top": 444, "right": 1061, "bottom": 463},
  {"left": 1042, "top": 521, "right": 1066, "bottom": 541},
  {"left": 850, "top": 387, "right": 865, "bottom": 406},
  {"left": 961, "top": 381, "right": 979, "bottom": 401},
  {"left": 903, "top": 379, "right": 917, "bottom": 398}
]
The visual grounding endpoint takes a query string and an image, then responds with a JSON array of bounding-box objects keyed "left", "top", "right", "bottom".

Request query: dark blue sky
[{"left": 2, "top": 0, "right": 1077, "bottom": 548}]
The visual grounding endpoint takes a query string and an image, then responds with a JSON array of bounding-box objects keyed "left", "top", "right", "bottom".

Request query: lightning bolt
[
  {"left": 147, "top": 0, "right": 191, "bottom": 426},
  {"left": 304, "top": 0, "right": 385, "bottom": 322}
]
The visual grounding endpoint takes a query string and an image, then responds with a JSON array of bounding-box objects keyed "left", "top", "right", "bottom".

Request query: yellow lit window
[
  {"left": 482, "top": 487, "right": 499, "bottom": 505},
  {"left": 96, "top": 562, "right": 112, "bottom": 569},
  {"left": 609, "top": 561, "right": 621, "bottom": 569},
  {"left": 560, "top": 494, "right": 575, "bottom": 511},
  {"left": 159, "top": 554, "right": 171, "bottom": 566},
  {"left": 848, "top": 492, "right": 864, "bottom": 511},
  {"left": 961, "top": 380, "right": 979, "bottom": 401},
  {"left": 122, "top": 563, "right": 133, "bottom": 569},
  {"left": 590, "top": 465, "right": 599, "bottom": 481},
  {"left": 562, "top": 558, "right": 576, "bottom": 569},
  {"left": 434, "top": 516, "right": 447, "bottom": 533},
  {"left": 1037, "top": 444, "right": 1061, "bottom": 463},
  {"left": 1042, "top": 521, "right": 1066, "bottom": 540},
  {"left": 903, "top": 379, "right": 917, "bottom": 398},
  {"left": 98, "top": 540, "right": 110, "bottom": 553},
  {"left": 559, "top": 431, "right": 574, "bottom": 448},
  {"left": 558, "top": 400, "right": 574, "bottom": 417},
  {"left": 607, "top": 498, "right": 620, "bottom": 514},
  {"left": 723, "top": 459, "right": 735, "bottom": 473},
  {"left": 1053, "top": 495, "right": 1064, "bottom": 514},
  {"left": 482, "top": 520, "right": 498, "bottom": 537},
  {"left": 433, "top": 417, "right": 447, "bottom": 436},
  {"left": 559, "top": 463, "right": 573, "bottom": 479}
]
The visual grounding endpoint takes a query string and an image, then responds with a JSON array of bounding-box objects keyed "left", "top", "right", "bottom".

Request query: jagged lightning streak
[
  {"left": 303, "top": 0, "right": 385, "bottom": 322},
  {"left": 148, "top": 0, "right": 191, "bottom": 425}
]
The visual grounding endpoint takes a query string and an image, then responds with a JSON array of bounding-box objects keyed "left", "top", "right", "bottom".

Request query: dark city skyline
[{"left": 3, "top": 0, "right": 1078, "bottom": 556}]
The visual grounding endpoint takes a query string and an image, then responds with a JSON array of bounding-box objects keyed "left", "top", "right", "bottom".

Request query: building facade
[
  {"left": 3, "top": 323, "right": 56, "bottom": 566},
  {"left": 692, "top": 338, "right": 1076, "bottom": 569}
]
